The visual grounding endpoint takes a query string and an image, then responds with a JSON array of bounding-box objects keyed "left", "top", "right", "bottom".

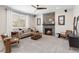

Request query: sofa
[
  {"left": 68, "top": 34, "right": 79, "bottom": 48},
  {"left": 11, "top": 28, "right": 32, "bottom": 39},
  {"left": 11, "top": 28, "right": 40, "bottom": 39}
]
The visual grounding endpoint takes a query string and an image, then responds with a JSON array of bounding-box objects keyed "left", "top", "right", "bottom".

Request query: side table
[{"left": 4, "top": 37, "right": 11, "bottom": 53}]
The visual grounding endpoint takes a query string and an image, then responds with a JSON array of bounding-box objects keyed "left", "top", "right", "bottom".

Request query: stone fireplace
[
  {"left": 43, "top": 24, "right": 55, "bottom": 36},
  {"left": 43, "top": 12, "right": 55, "bottom": 36}
]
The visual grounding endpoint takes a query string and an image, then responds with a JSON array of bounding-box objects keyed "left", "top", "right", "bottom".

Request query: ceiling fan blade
[
  {"left": 32, "top": 5, "right": 37, "bottom": 8},
  {"left": 37, "top": 8, "right": 47, "bottom": 9},
  {"left": 32, "top": 5, "right": 47, "bottom": 10}
]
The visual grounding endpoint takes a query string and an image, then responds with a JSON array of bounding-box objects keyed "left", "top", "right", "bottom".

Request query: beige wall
[
  {"left": 28, "top": 15, "right": 36, "bottom": 28},
  {"left": 0, "top": 7, "right": 7, "bottom": 34},
  {"left": 73, "top": 5, "right": 79, "bottom": 16},
  {"left": 35, "top": 14, "right": 43, "bottom": 32},
  {"left": 55, "top": 10, "right": 73, "bottom": 34}
]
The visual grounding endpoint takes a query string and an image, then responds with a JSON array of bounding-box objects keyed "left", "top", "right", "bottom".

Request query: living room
[{"left": 0, "top": 5, "right": 79, "bottom": 53}]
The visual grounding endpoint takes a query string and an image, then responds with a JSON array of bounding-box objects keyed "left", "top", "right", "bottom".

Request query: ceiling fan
[{"left": 32, "top": 5, "right": 47, "bottom": 10}]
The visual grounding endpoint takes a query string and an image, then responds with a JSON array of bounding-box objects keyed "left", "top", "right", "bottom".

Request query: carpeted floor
[{"left": 11, "top": 35, "right": 79, "bottom": 53}]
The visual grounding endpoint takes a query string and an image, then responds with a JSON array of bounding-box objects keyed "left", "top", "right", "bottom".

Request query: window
[{"left": 12, "top": 14, "right": 26, "bottom": 27}]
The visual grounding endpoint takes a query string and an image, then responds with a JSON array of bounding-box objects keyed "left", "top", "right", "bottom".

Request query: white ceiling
[{"left": 7, "top": 5, "right": 73, "bottom": 15}]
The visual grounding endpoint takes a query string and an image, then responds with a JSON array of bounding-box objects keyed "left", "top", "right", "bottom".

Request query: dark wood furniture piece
[
  {"left": 4, "top": 37, "right": 11, "bottom": 53},
  {"left": 11, "top": 32, "right": 19, "bottom": 38},
  {"left": 31, "top": 33, "right": 42, "bottom": 40},
  {"left": 10, "top": 37, "right": 19, "bottom": 47},
  {"left": 68, "top": 34, "right": 79, "bottom": 48},
  {"left": 1, "top": 35, "right": 19, "bottom": 53}
]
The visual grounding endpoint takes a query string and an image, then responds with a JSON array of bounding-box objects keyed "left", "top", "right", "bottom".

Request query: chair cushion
[{"left": 10, "top": 38, "right": 19, "bottom": 44}]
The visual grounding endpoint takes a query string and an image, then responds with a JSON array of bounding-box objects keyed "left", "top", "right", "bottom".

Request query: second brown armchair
[{"left": 59, "top": 30, "right": 72, "bottom": 38}]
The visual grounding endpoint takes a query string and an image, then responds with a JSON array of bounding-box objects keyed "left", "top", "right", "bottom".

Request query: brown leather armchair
[
  {"left": 59, "top": 30, "right": 72, "bottom": 38},
  {"left": 1, "top": 35, "right": 19, "bottom": 53}
]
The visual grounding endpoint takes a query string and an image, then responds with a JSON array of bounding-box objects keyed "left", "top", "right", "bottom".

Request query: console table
[{"left": 68, "top": 34, "right": 79, "bottom": 48}]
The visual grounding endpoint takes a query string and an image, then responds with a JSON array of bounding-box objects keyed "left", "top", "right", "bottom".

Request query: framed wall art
[
  {"left": 37, "top": 18, "right": 41, "bottom": 25},
  {"left": 58, "top": 15, "right": 65, "bottom": 25}
]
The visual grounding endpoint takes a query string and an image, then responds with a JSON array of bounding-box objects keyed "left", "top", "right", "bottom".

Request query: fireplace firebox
[{"left": 45, "top": 28, "right": 52, "bottom": 35}]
